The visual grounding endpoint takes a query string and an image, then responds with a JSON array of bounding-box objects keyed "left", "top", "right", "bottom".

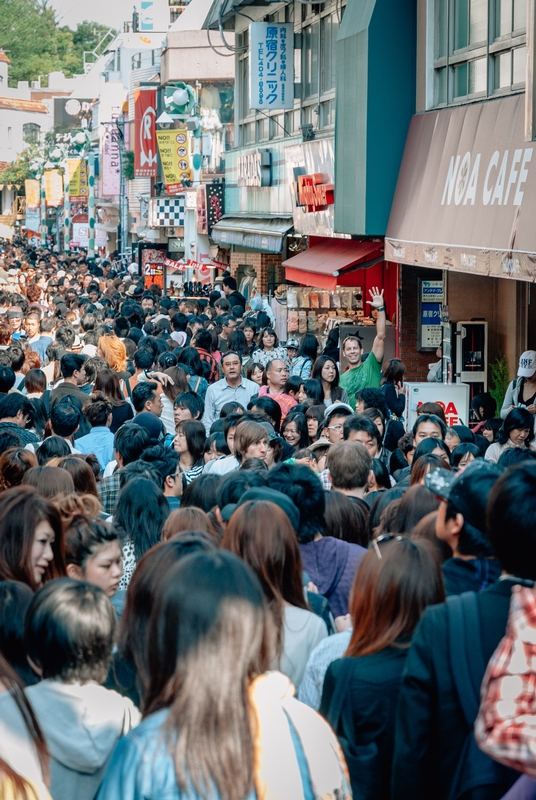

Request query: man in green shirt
[{"left": 339, "top": 287, "right": 386, "bottom": 410}]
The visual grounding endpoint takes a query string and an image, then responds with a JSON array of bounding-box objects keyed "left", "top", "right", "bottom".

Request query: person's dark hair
[
  {"left": 177, "top": 346, "right": 205, "bottom": 378},
  {"left": 0, "top": 447, "right": 38, "bottom": 489},
  {"left": 483, "top": 417, "right": 503, "bottom": 442},
  {"left": 162, "top": 366, "right": 189, "bottom": 403},
  {"left": 60, "top": 352, "right": 86, "bottom": 379},
  {"left": 7, "top": 345, "right": 25, "bottom": 373},
  {"left": 222, "top": 275, "right": 237, "bottom": 291},
  {"left": 176, "top": 420, "right": 206, "bottom": 466},
  {"left": 227, "top": 330, "right": 250, "bottom": 358},
  {"left": 283, "top": 375, "right": 302, "bottom": 397},
  {"left": 181, "top": 473, "right": 221, "bottom": 512},
  {"left": 132, "top": 381, "right": 158, "bottom": 413},
  {"left": 94, "top": 368, "right": 128, "bottom": 407},
  {"left": 412, "top": 413, "right": 448, "bottom": 440},
  {"left": 64, "top": 515, "right": 119, "bottom": 570},
  {"left": 205, "top": 431, "right": 229, "bottom": 459},
  {"left": 251, "top": 396, "right": 282, "bottom": 432},
  {"left": 162, "top": 510, "right": 218, "bottom": 543},
  {"left": 0, "top": 366, "right": 16, "bottom": 393},
  {"left": 446, "top": 424, "right": 475, "bottom": 445},
  {"left": 113, "top": 423, "right": 151, "bottom": 465},
  {"left": 221, "top": 349, "right": 243, "bottom": 366},
  {"left": 115, "top": 477, "right": 170, "bottom": 561},
  {"left": 120, "top": 460, "right": 161, "bottom": 490},
  {"left": 343, "top": 414, "right": 383, "bottom": 450},
  {"left": 193, "top": 328, "right": 213, "bottom": 351},
  {"left": 158, "top": 351, "right": 178, "bottom": 371},
  {"left": 411, "top": 511, "right": 453, "bottom": 564},
  {"left": 346, "top": 538, "right": 445, "bottom": 658},
  {"left": 0, "top": 486, "right": 65, "bottom": 590},
  {"left": 257, "top": 326, "right": 279, "bottom": 349},
  {"left": 354, "top": 387, "right": 391, "bottom": 420},
  {"left": 133, "top": 347, "right": 154, "bottom": 371},
  {"left": 296, "top": 333, "right": 319, "bottom": 362},
  {"left": 57, "top": 455, "right": 99, "bottom": 496},
  {"left": 312, "top": 355, "right": 345, "bottom": 402},
  {"left": 413, "top": 436, "right": 451, "bottom": 462},
  {"left": 139, "top": 444, "right": 180, "bottom": 489},
  {"left": 0, "top": 581, "right": 37, "bottom": 685},
  {"left": 25, "top": 578, "right": 115, "bottom": 683},
  {"left": 451, "top": 442, "right": 482, "bottom": 469},
  {"left": 217, "top": 470, "right": 267, "bottom": 513},
  {"left": 267, "top": 462, "right": 325, "bottom": 542},
  {"left": 497, "top": 447, "right": 536, "bottom": 468},
  {"left": 142, "top": 550, "right": 273, "bottom": 800},
  {"left": 497, "top": 407, "right": 535, "bottom": 446},
  {"left": 35, "top": 436, "right": 71, "bottom": 467},
  {"left": 410, "top": 454, "right": 450, "bottom": 486},
  {"left": 22, "top": 465, "right": 75, "bottom": 498},
  {"left": 50, "top": 400, "right": 80, "bottom": 438},
  {"left": 281, "top": 411, "right": 309, "bottom": 449},
  {"left": 23, "top": 368, "right": 46, "bottom": 394},
  {"left": 486, "top": 463, "right": 536, "bottom": 579},
  {"left": 325, "top": 490, "right": 369, "bottom": 547},
  {"left": 393, "top": 485, "right": 440, "bottom": 533},
  {"left": 381, "top": 358, "right": 406, "bottom": 386},
  {"left": 371, "top": 458, "right": 391, "bottom": 490},
  {"left": 220, "top": 401, "right": 245, "bottom": 418},
  {"left": 0, "top": 392, "right": 34, "bottom": 424},
  {"left": 222, "top": 501, "right": 307, "bottom": 655},
  {"left": 300, "top": 378, "right": 324, "bottom": 403},
  {"left": 471, "top": 392, "right": 497, "bottom": 421},
  {"left": 417, "top": 402, "right": 447, "bottom": 424},
  {"left": 83, "top": 392, "right": 112, "bottom": 427},
  {"left": 174, "top": 391, "right": 204, "bottom": 420}
]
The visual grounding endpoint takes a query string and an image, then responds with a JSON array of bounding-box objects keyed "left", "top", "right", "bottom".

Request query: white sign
[
  {"left": 72, "top": 223, "right": 107, "bottom": 247},
  {"left": 25, "top": 209, "right": 41, "bottom": 234},
  {"left": 421, "top": 280, "right": 444, "bottom": 303},
  {"left": 405, "top": 382, "right": 470, "bottom": 431},
  {"left": 249, "top": 23, "right": 294, "bottom": 110},
  {"left": 441, "top": 148, "right": 534, "bottom": 207}
]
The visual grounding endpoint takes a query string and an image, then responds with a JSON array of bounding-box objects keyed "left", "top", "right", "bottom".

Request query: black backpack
[{"left": 446, "top": 593, "right": 519, "bottom": 800}]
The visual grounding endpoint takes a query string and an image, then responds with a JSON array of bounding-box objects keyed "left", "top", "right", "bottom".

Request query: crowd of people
[{"left": 0, "top": 240, "right": 536, "bottom": 800}]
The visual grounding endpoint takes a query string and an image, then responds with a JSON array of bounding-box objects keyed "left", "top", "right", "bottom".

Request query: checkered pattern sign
[{"left": 148, "top": 196, "right": 186, "bottom": 228}]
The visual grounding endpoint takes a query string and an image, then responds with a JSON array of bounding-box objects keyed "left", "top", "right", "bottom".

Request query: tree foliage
[{"left": 0, "top": 0, "right": 116, "bottom": 86}]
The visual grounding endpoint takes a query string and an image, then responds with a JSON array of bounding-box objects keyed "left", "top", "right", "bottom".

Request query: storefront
[
  {"left": 386, "top": 94, "right": 536, "bottom": 384},
  {"left": 281, "top": 137, "right": 398, "bottom": 358}
]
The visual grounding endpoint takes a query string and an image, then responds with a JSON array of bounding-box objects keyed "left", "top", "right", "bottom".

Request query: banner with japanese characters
[
  {"left": 24, "top": 180, "right": 40, "bottom": 208},
  {"left": 44, "top": 170, "right": 63, "bottom": 207},
  {"left": 156, "top": 129, "right": 192, "bottom": 192},
  {"left": 249, "top": 22, "right": 294, "bottom": 110},
  {"left": 66, "top": 158, "right": 88, "bottom": 202}
]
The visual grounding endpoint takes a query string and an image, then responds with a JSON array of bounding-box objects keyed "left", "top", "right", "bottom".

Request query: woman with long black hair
[
  {"left": 173, "top": 420, "right": 206, "bottom": 484},
  {"left": 311, "top": 355, "right": 349, "bottom": 408}
]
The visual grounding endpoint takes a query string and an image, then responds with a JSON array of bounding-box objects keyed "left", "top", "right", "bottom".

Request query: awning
[
  {"left": 283, "top": 238, "right": 384, "bottom": 290},
  {"left": 386, "top": 94, "right": 536, "bottom": 281},
  {"left": 211, "top": 216, "right": 293, "bottom": 253}
]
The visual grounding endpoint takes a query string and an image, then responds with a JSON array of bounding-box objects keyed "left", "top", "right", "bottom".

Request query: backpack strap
[{"left": 446, "top": 592, "right": 486, "bottom": 727}]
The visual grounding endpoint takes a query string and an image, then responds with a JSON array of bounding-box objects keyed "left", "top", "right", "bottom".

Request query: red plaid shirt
[
  {"left": 196, "top": 347, "right": 219, "bottom": 385},
  {"left": 475, "top": 585, "right": 536, "bottom": 777}
]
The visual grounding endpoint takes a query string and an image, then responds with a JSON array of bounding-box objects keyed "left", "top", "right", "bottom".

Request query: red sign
[
  {"left": 134, "top": 90, "right": 157, "bottom": 178},
  {"left": 164, "top": 258, "right": 185, "bottom": 270},
  {"left": 297, "top": 173, "right": 334, "bottom": 212},
  {"left": 416, "top": 400, "right": 460, "bottom": 426}
]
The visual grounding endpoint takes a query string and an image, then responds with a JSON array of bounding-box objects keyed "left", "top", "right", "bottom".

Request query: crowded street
[{"left": 1, "top": 0, "right": 536, "bottom": 798}]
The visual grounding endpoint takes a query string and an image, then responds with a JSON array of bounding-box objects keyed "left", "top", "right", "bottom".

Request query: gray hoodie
[{"left": 25, "top": 679, "right": 141, "bottom": 800}]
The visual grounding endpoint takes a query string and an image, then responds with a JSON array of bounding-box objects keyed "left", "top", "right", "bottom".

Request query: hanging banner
[
  {"left": 206, "top": 183, "right": 224, "bottom": 232},
  {"left": 156, "top": 129, "right": 192, "bottom": 192},
  {"left": 24, "top": 180, "right": 40, "bottom": 208},
  {"left": 134, "top": 89, "right": 157, "bottom": 178},
  {"left": 44, "top": 170, "right": 63, "bottom": 207},
  {"left": 25, "top": 208, "right": 41, "bottom": 234},
  {"left": 66, "top": 158, "right": 88, "bottom": 202},
  {"left": 249, "top": 22, "right": 294, "bottom": 110},
  {"left": 101, "top": 124, "right": 121, "bottom": 196}
]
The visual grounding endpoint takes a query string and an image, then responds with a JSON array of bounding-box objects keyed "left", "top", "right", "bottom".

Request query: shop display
[{"left": 274, "top": 285, "right": 364, "bottom": 335}]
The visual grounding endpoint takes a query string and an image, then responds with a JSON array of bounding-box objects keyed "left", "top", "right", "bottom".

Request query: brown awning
[
  {"left": 283, "top": 239, "right": 383, "bottom": 290},
  {"left": 386, "top": 95, "right": 536, "bottom": 281}
]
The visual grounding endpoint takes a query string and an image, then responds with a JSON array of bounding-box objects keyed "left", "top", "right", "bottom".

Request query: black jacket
[
  {"left": 320, "top": 647, "right": 408, "bottom": 800},
  {"left": 227, "top": 290, "right": 246, "bottom": 310},
  {"left": 391, "top": 579, "right": 521, "bottom": 800},
  {"left": 442, "top": 557, "right": 502, "bottom": 596}
]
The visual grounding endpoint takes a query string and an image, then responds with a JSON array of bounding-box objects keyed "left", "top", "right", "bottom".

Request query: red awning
[{"left": 283, "top": 239, "right": 384, "bottom": 290}]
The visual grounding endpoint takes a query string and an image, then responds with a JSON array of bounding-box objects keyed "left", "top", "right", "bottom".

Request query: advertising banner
[
  {"left": 44, "top": 170, "right": 63, "bottom": 207},
  {"left": 25, "top": 208, "right": 40, "bottom": 234},
  {"left": 66, "top": 159, "right": 88, "bottom": 202},
  {"left": 101, "top": 124, "right": 121, "bottom": 196},
  {"left": 405, "top": 383, "right": 470, "bottom": 430},
  {"left": 206, "top": 183, "right": 224, "bottom": 232},
  {"left": 156, "top": 129, "right": 192, "bottom": 191},
  {"left": 249, "top": 22, "right": 294, "bottom": 110},
  {"left": 24, "top": 180, "right": 40, "bottom": 208},
  {"left": 134, "top": 89, "right": 157, "bottom": 178}
]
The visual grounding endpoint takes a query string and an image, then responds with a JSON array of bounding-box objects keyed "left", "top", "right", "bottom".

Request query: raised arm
[{"left": 367, "top": 287, "right": 386, "bottom": 364}]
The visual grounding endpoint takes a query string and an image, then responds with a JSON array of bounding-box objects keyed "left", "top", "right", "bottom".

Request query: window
[
  {"left": 432, "top": 0, "right": 526, "bottom": 106},
  {"left": 302, "top": 21, "right": 320, "bottom": 98},
  {"left": 23, "top": 123, "right": 40, "bottom": 144},
  {"left": 7, "top": 127, "right": 12, "bottom": 148}
]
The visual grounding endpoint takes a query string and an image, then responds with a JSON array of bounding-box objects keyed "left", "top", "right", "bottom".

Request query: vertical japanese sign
[
  {"left": 206, "top": 183, "right": 224, "bottom": 232},
  {"left": 25, "top": 180, "right": 40, "bottom": 208},
  {"left": 249, "top": 22, "right": 294, "bottom": 110},
  {"left": 101, "top": 123, "right": 121, "bottom": 196},
  {"left": 134, "top": 89, "right": 157, "bottom": 178},
  {"left": 155, "top": 129, "right": 192, "bottom": 192},
  {"left": 44, "top": 170, "right": 63, "bottom": 207},
  {"left": 420, "top": 280, "right": 444, "bottom": 349},
  {"left": 66, "top": 159, "right": 88, "bottom": 202}
]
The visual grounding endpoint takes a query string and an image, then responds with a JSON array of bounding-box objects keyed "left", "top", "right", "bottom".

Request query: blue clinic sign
[
  {"left": 249, "top": 23, "right": 294, "bottom": 110},
  {"left": 420, "top": 280, "right": 444, "bottom": 348}
]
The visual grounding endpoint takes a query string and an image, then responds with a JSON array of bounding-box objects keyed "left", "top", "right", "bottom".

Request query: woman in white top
[
  {"left": 222, "top": 498, "right": 327, "bottom": 689},
  {"left": 252, "top": 327, "right": 290, "bottom": 369},
  {"left": 485, "top": 407, "right": 536, "bottom": 463}
]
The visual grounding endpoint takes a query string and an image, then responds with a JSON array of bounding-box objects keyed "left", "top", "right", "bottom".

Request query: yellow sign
[
  {"left": 24, "top": 179, "right": 40, "bottom": 208},
  {"left": 156, "top": 129, "right": 192, "bottom": 190},
  {"left": 44, "top": 170, "right": 63, "bottom": 207},
  {"left": 66, "top": 158, "right": 88, "bottom": 201}
]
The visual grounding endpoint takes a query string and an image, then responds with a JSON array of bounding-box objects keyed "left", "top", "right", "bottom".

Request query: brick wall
[
  {"left": 229, "top": 250, "right": 283, "bottom": 295},
  {"left": 399, "top": 265, "right": 437, "bottom": 381}
]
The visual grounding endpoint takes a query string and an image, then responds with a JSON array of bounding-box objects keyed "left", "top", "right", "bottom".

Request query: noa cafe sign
[
  {"left": 442, "top": 147, "right": 533, "bottom": 207},
  {"left": 417, "top": 399, "right": 461, "bottom": 426}
]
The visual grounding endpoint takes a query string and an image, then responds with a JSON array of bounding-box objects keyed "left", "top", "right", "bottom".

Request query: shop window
[
  {"left": 23, "top": 123, "right": 40, "bottom": 144},
  {"left": 302, "top": 22, "right": 320, "bottom": 98},
  {"left": 256, "top": 117, "right": 269, "bottom": 141},
  {"left": 432, "top": 0, "right": 526, "bottom": 107}
]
